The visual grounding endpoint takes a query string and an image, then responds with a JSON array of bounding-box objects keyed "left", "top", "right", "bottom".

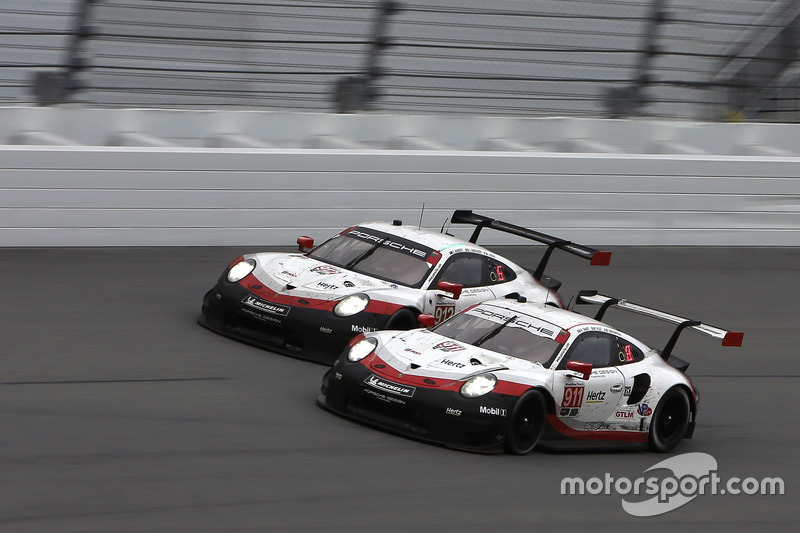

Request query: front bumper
[
  {"left": 318, "top": 356, "right": 517, "bottom": 453},
  {"left": 198, "top": 278, "right": 391, "bottom": 364}
]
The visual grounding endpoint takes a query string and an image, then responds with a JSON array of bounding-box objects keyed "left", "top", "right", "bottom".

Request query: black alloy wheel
[
  {"left": 505, "top": 389, "right": 547, "bottom": 455},
  {"left": 649, "top": 386, "right": 691, "bottom": 453}
]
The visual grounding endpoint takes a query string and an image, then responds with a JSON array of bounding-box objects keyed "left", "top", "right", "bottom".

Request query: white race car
[
  {"left": 319, "top": 290, "right": 743, "bottom": 453},
  {"left": 199, "top": 210, "right": 610, "bottom": 363}
]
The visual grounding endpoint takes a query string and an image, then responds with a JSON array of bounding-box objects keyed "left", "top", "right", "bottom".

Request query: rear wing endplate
[
  {"left": 451, "top": 210, "right": 611, "bottom": 281},
  {"left": 575, "top": 290, "right": 743, "bottom": 361}
]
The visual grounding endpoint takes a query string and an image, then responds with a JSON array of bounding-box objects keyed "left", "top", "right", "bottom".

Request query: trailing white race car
[
  {"left": 319, "top": 290, "right": 743, "bottom": 453},
  {"left": 198, "top": 210, "right": 610, "bottom": 363}
]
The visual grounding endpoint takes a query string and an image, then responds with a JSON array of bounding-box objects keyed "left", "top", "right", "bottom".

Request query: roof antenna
[{"left": 418, "top": 202, "right": 426, "bottom": 230}]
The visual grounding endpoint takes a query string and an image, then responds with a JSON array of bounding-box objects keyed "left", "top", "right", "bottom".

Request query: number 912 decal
[{"left": 434, "top": 304, "right": 456, "bottom": 324}]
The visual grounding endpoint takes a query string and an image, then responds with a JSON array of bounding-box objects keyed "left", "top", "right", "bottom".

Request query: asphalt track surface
[{"left": 1, "top": 246, "right": 797, "bottom": 533}]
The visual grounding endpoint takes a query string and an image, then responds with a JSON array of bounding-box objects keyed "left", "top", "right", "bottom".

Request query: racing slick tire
[
  {"left": 504, "top": 389, "right": 547, "bottom": 455},
  {"left": 648, "top": 386, "right": 691, "bottom": 453},
  {"left": 384, "top": 308, "right": 418, "bottom": 331}
]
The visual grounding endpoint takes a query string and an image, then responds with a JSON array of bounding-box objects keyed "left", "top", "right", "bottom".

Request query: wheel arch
[
  {"left": 532, "top": 385, "right": 557, "bottom": 415},
  {"left": 671, "top": 383, "right": 698, "bottom": 438},
  {"left": 661, "top": 383, "right": 697, "bottom": 414}
]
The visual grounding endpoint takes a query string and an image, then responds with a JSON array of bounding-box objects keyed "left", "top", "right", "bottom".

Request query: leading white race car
[
  {"left": 319, "top": 290, "right": 743, "bottom": 453},
  {"left": 198, "top": 210, "right": 610, "bottom": 363}
]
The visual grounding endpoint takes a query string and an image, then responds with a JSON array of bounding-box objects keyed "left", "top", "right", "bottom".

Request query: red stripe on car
[
  {"left": 493, "top": 381, "right": 533, "bottom": 396},
  {"left": 241, "top": 274, "right": 402, "bottom": 315},
  {"left": 243, "top": 276, "right": 338, "bottom": 309},
  {"left": 363, "top": 355, "right": 531, "bottom": 396},
  {"left": 363, "top": 355, "right": 463, "bottom": 391}
]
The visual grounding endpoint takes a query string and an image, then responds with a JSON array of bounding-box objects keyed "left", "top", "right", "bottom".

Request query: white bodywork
[
  {"left": 244, "top": 221, "right": 559, "bottom": 323},
  {"left": 363, "top": 299, "right": 697, "bottom": 438}
]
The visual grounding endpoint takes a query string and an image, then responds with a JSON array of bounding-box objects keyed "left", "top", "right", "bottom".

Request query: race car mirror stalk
[
  {"left": 566, "top": 360, "right": 593, "bottom": 380},
  {"left": 297, "top": 236, "right": 314, "bottom": 252},
  {"left": 417, "top": 314, "right": 436, "bottom": 328},
  {"left": 436, "top": 281, "right": 462, "bottom": 300}
]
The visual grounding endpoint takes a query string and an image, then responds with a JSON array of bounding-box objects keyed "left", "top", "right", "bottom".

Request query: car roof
[
  {"left": 358, "top": 221, "right": 488, "bottom": 254},
  {"left": 478, "top": 298, "right": 605, "bottom": 332}
]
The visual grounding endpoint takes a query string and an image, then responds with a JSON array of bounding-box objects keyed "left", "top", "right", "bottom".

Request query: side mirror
[
  {"left": 437, "top": 281, "right": 463, "bottom": 300},
  {"left": 418, "top": 314, "right": 436, "bottom": 328},
  {"left": 297, "top": 236, "right": 314, "bottom": 252},
  {"left": 566, "top": 360, "right": 593, "bottom": 380}
]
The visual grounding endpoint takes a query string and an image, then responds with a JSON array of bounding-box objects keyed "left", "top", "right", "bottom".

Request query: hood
[
  {"left": 376, "top": 329, "right": 544, "bottom": 379},
  {"left": 252, "top": 253, "right": 396, "bottom": 296}
]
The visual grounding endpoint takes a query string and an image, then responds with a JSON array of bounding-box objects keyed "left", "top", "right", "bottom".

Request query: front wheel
[
  {"left": 505, "top": 390, "right": 547, "bottom": 455},
  {"left": 384, "top": 308, "right": 417, "bottom": 330},
  {"left": 649, "top": 386, "right": 691, "bottom": 453}
]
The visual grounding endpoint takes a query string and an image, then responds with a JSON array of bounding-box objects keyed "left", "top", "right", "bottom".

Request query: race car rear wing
[
  {"left": 450, "top": 210, "right": 611, "bottom": 281},
  {"left": 575, "top": 290, "right": 744, "bottom": 362}
]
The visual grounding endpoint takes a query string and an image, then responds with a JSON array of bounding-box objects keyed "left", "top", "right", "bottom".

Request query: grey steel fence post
[
  {"left": 603, "top": 0, "right": 669, "bottom": 117},
  {"left": 333, "top": 0, "right": 400, "bottom": 112},
  {"left": 31, "top": 0, "right": 98, "bottom": 105}
]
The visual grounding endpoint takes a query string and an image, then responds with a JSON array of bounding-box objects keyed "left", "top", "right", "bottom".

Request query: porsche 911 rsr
[
  {"left": 198, "top": 210, "right": 610, "bottom": 364},
  {"left": 318, "top": 291, "right": 743, "bottom": 453}
]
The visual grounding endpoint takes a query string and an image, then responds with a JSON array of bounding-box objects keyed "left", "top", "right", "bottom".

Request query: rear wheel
[
  {"left": 384, "top": 308, "right": 417, "bottom": 330},
  {"left": 649, "top": 387, "right": 691, "bottom": 453},
  {"left": 505, "top": 390, "right": 547, "bottom": 455}
]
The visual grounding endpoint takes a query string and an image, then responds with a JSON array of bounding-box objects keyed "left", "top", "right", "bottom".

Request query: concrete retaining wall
[{"left": 2, "top": 142, "right": 799, "bottom": 247}]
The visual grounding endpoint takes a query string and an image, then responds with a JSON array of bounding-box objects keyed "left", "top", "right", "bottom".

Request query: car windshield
[
  {"left": 308, "top": 227, "right": 435, "bottom": 288},
  {"left": 432, "top": 307, "right": 563, "bottom": 365}
]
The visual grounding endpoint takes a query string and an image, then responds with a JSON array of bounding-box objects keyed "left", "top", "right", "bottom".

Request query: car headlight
[
  {"left": 461, "top": 373, "right": 497, "bottom": 398},
  {"left": 227, "top": 259, "right": 256, "bottom": 282},
  {"left": 335, "top": 293, "right": 370, "bottom": 316},
  {"left": 347, "top": 337, "right": 378, "bottom": 362}
]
